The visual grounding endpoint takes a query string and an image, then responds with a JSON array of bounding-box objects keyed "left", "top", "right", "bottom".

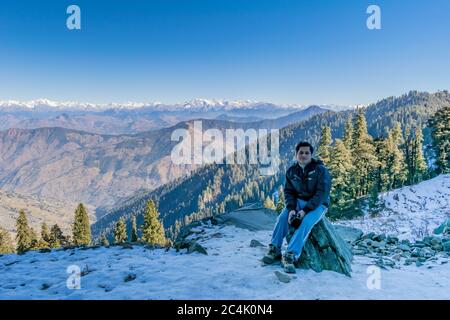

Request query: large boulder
[{"left": 287, "top": 218, "right": 353, "bottom": 277}]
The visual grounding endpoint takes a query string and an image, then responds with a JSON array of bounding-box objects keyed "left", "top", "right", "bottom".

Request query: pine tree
[
  {"left": 263, "top": 196, "right": 276, "bottom": 210},
  {"left": 384, "top": 123, "right": 407, "bottom": 189},
  {"left": 114, "top": 218, "right": 128, "bottom": 244},
  {"left": 16, "top": 209, "right": 32, "bottom": 254},
  {"left": 328, "top": 139, "right": 354, "bottom": 207},
  {"left": 41, "top": 222, "right": 51, "bottom": 243},
  {"left": 351, "top": 109, "right": 380, "bottom": 197},
  {"left": 343, "top": 115, "right": 354, "bottom": 148},
  {"left": 316, "top": 125, "right": 332, "bottom": 165},
  {"left": 275, "top": 185, "right": 285, "bottom": 214},
  {"left": 29, "top": 227, "right": 39, "bottom": 250},
  {"left": 141, "top": 200, "right": 167, "bottom": 246},
  {"left": 411, "top": 127, "right": 427, "bottom": 183},
  {"left": 101, "top": 235, "right": 110, "bottom": 247},
  {"left": 49, "top": 224, "right": 66, "bottom": 248},
  {"left": 131, "top": 216, "right": 138, "bottom": 242},
  {"left": 428, "top": 106, "right": 449, "bottom": 173},
  {"left": 0, "top": 227, "right": 15, "bottom": 254},
  {"left": 72, "top": 203, "right": 91, "bottom": 247}
]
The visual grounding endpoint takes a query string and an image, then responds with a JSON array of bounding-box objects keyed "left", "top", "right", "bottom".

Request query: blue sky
[{"left": 0, "top": 0, "right": 449, "bottom": 105}]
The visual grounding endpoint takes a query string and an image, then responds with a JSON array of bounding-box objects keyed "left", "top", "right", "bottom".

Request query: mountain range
[{"left": 0, "top": 99, "right": 349, "bottom": 134}]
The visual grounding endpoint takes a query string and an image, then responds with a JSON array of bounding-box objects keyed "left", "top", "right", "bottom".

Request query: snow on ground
[
  {"left": 1, "top": 222, "right": 449, "bottom": 300},
  {"left": 337, "top": 174, "right": 450, "bottom": 241}
]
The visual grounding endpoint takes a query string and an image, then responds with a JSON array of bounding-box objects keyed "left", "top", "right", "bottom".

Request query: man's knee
[{"left": 277, "top": 207, "right": 289, "bottom": 223}]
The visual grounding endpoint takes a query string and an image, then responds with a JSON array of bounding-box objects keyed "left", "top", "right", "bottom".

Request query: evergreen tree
[
  {"left": 275, "top": 185, "right": 285, "bottom": 214},
  {"left": 343, "top": 115, "right": 354, "bottom": 148},
  {"left": 41, "top": 222, "right": 51, "bottom": 243},
  {"left": 328, "top": 139, "right": 354, "bottom": 207},
  {"left": 141, "top": 200, "right": 167, "bottom": 246},
  {"left": 72, "top": 203, "right": 91, "bottom": 246},
  {"left": 351, "top": 109, "right": 380, "bottom": 197},
  {"left": 316, "top": 125, "right": 332, "bottom": 165},
  {"left": 131, "top": 216, "right": 138, "bottom": 242},
  {"left": 114, "top": 218, "right": 128, "bottom": 244},
  {"left": 428, "top": 106, "right": 449, "bottom": 173},
  {"left": 101, "top": 235, "right": 110, "bottom": 246},
  {"left": 16, "top": 209, "right": 32, "bottom": 254},
  {"left": 49, "top": 224, "right": 66, "bottom": 248},
  {"left": 263, "top": 196, "right": 276, "bottom": 210},
  {"left": 411, "top": 127, "right": 427, "bottom": 183},
  {"left": 0, "top": 227, "right": 15, "bottom": 254},
  {"left": 29, "top": 227, "right": 39, "bottom": 250},
  {"left": 384, "top": 123, "right": 407, "bottom": 189}
]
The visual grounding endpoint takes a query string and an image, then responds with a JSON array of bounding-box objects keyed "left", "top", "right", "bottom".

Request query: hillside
[
  {"left": 92, "top": 90, "right": 450, "bottom": 240},
  {"left": 0, "top": 189, "right": 95, "bottom": 241}
]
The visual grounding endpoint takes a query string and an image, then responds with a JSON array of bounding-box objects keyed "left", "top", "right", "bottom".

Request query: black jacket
[{"left": 284, "top": 158, "right": 332, "bottom": 214}]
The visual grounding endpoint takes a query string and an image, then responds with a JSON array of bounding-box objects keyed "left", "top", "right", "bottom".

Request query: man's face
[{"left": 296, "top": 146, "right": 312, "bottom": 165}]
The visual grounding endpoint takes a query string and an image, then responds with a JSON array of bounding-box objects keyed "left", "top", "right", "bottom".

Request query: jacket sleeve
[
  {"left": 303, "top": 166, "right": 331, "bottom": 214},
  {"left": 284, "top": 172, "right": 298, "bottom": 212}
]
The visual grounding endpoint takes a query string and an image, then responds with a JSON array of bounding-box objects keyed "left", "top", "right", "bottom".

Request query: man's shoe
[
  {"left": 282, "top": 252, "right": 296, "bottom": 273},
  {"left": 262, "top": 244, "right": 281, "bottom": 265}
]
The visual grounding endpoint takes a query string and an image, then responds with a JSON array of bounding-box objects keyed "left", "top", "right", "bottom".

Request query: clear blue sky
[{"left": 0, "top": 0, "right": 449, "bottom": 105}]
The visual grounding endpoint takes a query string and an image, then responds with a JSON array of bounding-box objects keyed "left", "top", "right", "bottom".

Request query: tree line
[{"left": 0, "top": 200, "right": 167, "bottom": 255}]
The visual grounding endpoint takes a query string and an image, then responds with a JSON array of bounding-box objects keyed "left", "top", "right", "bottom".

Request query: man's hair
[{"left": 295, "top": 141, "right": 314, "bottom": 154}]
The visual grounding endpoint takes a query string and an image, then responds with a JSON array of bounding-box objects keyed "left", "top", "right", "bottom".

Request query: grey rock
[
  {"left": 374, "top": 234, "right": 387, "bottom": 242},
  {"left": 40, "top": 283, "right": 51, "bottom": 290},
  {"left": 387, "top": 235, "right": 399, "bottom": 244},
  {"left": 433, "top": 220, "right": 450, "bottom": 235},
  {"left": 124, "top": 273, "right": 136, "bottom": 282},
  {"left": 187, "top": 242, "right": 208, "bottom": 255},
  {"left": 288, "top": 218, "right": 353, "bottom": 277},
  {"left": 274, "top": 271, "right": 291, "bottom": 283},
  {"left": 443, "top": 242, "right": 450, "bottom": 253},
  {"left": 398, "top": 244, "right": 411, "bottom": 251},
  {"left": 416, "top": 261, "right": 423, "bottom": 267},
  {"left": 334, "top": 225, "right": 363, "bottom": 244},
  {"left": 250, "top": 239, "right": 265, "bottom": 248}
]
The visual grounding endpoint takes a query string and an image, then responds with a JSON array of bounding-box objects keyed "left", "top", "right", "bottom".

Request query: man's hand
[
  {"left": 298, "top": 210, "right": 305, "bottom": 219},
  {"left": 288, "top": 210, "right": 305, "bottom": 225}
]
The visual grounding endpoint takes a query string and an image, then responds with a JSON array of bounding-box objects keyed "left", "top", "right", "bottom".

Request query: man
[{"left": 262, "top": 141, "right": 332, "bottom": 273}]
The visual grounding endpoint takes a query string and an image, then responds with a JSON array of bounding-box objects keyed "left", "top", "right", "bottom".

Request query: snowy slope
[
  {"left": 1, "top": 175, "right": 449, "bottom": 300},
  {"left": 1, "top": 222, "right": 449, "bottom": 300},
  {"left": 337, "top": 174, "right": 450, "bottom": 241}
]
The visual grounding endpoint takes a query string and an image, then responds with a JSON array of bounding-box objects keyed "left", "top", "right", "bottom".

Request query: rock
[
  {"left": 187, "top": 242, "right": 208, "bottom": 255},
  {"left": 416, "top": 261, "right": 423, "bottom": 267},
  {"left": 387, "top": 235, "right": 399, "bottom": 244},
  {"left": 287, "top": 218, "right": 353, "bottom": 277},
  {"left": 374, "top": 234, "right": 387, "bottom": 242},
  {"left": 334, "top": 225, "right": 363, "bottom": 244},
  {"left": 398, "top": 244, "right": 411, "bottom": 251},
  {"left": 433, "top": 220, "right": 450, "bottom": 235},
  {"left": 432, "top": 244, "right": 443, "bottom": 252},
  {"left": 404, "top": 259, "right": 413, "bottom": 266},
  {"left": 352, "top": 249, "right": 369, "bottom": 255},
  {"left": 124, "top": 273, "right": 136, "bottom": 282},
  {"left": 363, "top": 232, "right": 376, "bottom": 240},
  {"left": 421, "top": 247, "right": 435, "bottom": 258},
  {"left": 40, "top": 283, "right": 51, "bottom": 290},
  {"left": 391, "top": 254, "right": 402, "bottom": 261},
  {"left": 39, "top": 248, "right": 52, "bottom": 253},
  {"left": 443, "top": 242, "right": 450, "bottom": 253},
  {"left": 274, "top": 271, "right": 291, "bottom": 283},
  {"left": 411, "top": 248, "right": 421, "bottom": 257},
  {"left": 250, "top": 239, "right": 265, "bottom": 248},
  {"left": 121, "top": 243, "right": 133, "bottom": 249},
  {"left": 412, "top": 242, "right": 426, "bottom": 248}
]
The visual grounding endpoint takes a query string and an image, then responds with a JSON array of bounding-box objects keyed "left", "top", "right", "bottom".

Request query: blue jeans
[{"left": 271, "top": 199, "right": 327, "bottom": 260}]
